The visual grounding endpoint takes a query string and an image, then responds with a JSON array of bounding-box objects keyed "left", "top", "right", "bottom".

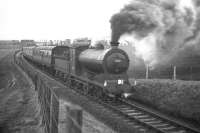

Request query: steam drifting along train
[{"left": 22, "top": 39, "right": 132, "bottom": 97}]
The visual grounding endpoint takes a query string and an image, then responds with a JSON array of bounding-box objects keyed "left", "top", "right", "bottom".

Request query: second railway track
[{"left": 18, "top": 52, "right": 200, "bottom": 133}]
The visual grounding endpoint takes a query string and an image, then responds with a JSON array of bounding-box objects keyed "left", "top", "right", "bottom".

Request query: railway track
[
  {"left": 60, "top": 77, "right": 200, "bottom": 133},
  {"left": 99, "top": 97, "right": 199, "bottom": 133},
  {"left": 19, "top": 53, "right": 200, "bottom": 133}
]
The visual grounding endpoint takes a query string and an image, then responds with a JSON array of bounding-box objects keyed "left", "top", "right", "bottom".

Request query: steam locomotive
[{"left": 22, "top": 39, "right": 132, "bottom": 97}]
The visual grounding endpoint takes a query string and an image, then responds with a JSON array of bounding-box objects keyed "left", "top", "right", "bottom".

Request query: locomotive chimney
[{"left": 110, "top": 41, "right": 119, "bottom": 47}]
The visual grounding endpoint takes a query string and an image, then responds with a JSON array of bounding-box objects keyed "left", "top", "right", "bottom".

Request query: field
[
  {"left": 0, "top": 48, "right": 42, "bottom": 133},
  {"left": 130, "top": 78, "right": 200, "bottom": 124},
  {"left": 0, "top": 44, "right": 20, "bottom": 49}
]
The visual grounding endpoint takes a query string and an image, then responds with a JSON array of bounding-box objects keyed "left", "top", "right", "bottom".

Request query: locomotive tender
[{"left": 22, "top": 39, "right": 132, "bottom": 97}]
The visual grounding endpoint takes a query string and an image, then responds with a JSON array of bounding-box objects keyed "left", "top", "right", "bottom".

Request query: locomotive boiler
[{"left": 79, "top": 47, "right": 129, "bottom": 74}]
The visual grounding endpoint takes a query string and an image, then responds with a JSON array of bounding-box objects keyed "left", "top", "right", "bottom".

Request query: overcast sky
[{"left": 0, "top": 0, "right": 130, "bottom": 40}]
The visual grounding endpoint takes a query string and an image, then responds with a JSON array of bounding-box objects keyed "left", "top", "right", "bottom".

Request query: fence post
[
  {"left": 34, "top": 73, "right": 38, "bottom": 91},
  {"left": 45, "top": 85, "right": 51, "bottom": 133},
  {"left": 50, "top": 93, "right": 59, "bottom": 133},
  {"left": 190, "top": 66, "right": 193, "bottom": 80},
  {"left": 145, "top": 65, "right": 149, "bottom": 79},
  {"left": 65, "top": 105, "right": 82, "bottom": 133},
  {"left": 173, "top": 66, "right": 176, "bottom": 80},
  {"left": 40, "top": 81, "right": 51, "bottom": 133}
]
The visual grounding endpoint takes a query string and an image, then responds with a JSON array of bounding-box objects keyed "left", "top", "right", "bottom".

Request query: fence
[
  {"left": 129, "top": 65, "right": 200, "bottom": 80},
  {"left": 14, "top": 51, "right": 83, "bottom": 133}
]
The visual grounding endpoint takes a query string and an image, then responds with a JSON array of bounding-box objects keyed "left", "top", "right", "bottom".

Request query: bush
[{"left": 130, "top": 79, "right": 200, "bottom": 123}]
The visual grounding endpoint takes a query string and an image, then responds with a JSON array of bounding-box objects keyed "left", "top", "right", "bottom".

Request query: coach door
[
  {"left": 70, "top": 47, "right": 76, "bottom": 74},
  {"left": 63, "top": 48, "right": 71, "bottom": 74}
]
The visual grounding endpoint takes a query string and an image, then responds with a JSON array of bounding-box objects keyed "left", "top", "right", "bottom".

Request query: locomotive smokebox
[{"left": 110, "top": 41, "right": 119, "bottom": 47}]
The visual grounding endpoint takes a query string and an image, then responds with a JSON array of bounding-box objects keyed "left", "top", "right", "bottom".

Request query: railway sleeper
[
  {"left": 145, "top": 120, "right": 163, "bottom": 125},
  {"left": 126, "top": 112, "right": 143, "bottom": 116},
  {"left": 159, "top": 126, "right": 177, "bottom": 131},
  {"left": 139, "top": 118, "right": 156, "bottom": 122},
  {"left": 134, "top": 115, "right": 150, "bottom": 119},
  {"left": 148, "top": 123, "right": 179, "bottom": 131},
  {"left": 150, "top": 123, "right": 170, "bottom": 128},
  {"left": 119, "top": 107, "right": 133, "bottom": 110},
  {"left": 123, "top": 110, "right": 137, "bottom": 113}
]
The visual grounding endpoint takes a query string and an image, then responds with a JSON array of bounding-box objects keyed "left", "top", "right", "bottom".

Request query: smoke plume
[{"left": 110, "top": 0, "right": 200, "bottom": 67}]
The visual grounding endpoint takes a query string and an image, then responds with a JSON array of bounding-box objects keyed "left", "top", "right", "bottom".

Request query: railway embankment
[
  {"left": 0, "top": 49, "right": 42, "bottom": 133},
  {"left": 130, "top": 79, "right": 200, "bottom": 125},
  {"left": 1, "top": 48, "right": 118, "bottom": 133}
]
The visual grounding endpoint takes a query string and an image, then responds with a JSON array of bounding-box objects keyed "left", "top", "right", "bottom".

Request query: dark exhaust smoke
[
  {"left": 109, "top": 0, "right": 200, "bottom": 67},
  {"left": 110, "top": 1, "right": 157, "bottom": 42}
]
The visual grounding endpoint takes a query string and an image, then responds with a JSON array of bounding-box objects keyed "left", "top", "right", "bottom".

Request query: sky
[{"left": 0, "top": 0, "right": 130, "bottom": 40}]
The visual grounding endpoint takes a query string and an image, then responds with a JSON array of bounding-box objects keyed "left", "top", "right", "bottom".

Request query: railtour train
[{"left": 22, "top": 39, "right": 133, "bottom": 98}]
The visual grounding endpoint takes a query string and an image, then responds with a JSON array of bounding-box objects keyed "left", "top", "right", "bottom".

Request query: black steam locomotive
[{"left": 22, "top": 39, "right": 132, "bottom": 97}]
